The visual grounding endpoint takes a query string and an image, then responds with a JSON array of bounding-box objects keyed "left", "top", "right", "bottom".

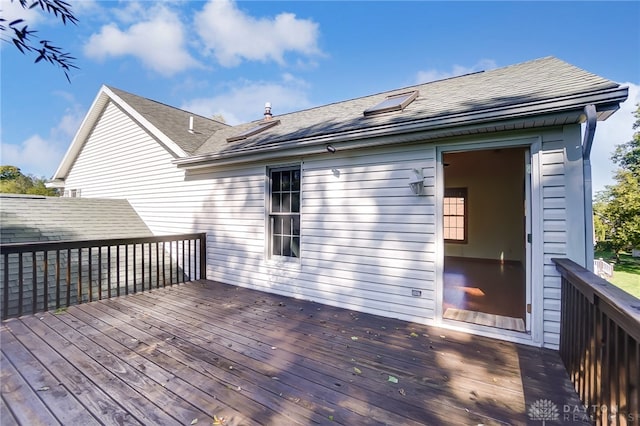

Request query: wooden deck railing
[
  {"left": 0, "top": 233, "right": 206, "bottom": 320},
  {"left": 553, "top": 258, "right": 640, "bottom": 425}
]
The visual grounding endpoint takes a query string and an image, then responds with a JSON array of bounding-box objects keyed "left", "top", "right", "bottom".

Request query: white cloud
[
  {"left": 590, "top": 82, "right": 640, "bottom": 194},
  {"left": 0, "top": 106, "right": 84, "bottom": 178},
  {"left": 110, "top": 1, "right": 148, "bottom": 24},
  {"left": 194, "top": 0, "right": 321, "bottom": 67},
  {"left": 180, "top": 75, "right": 313, "bottom": 125},
  {"left": 0, "top": 0, "right": 44, "bottom": 52},
  {"left": 0, "top": 0, "right": 46, "bottom": 27},
  {"left": 1, "top": 135, "right": 64, "bottom": 178},
  {"left": 415, "top": 59, "right": 498, "bottom": 83},
  {"left": 70, "top": 0, "right": 102, "bottom": 18},
  {"left": 83, "top": 4, "right": 200, "bottom": 76}
]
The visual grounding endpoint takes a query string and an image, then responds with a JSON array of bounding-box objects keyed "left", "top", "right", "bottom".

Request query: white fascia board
[
  {"left": 51, "top": 85, "right": 111, "bottom": 180},
  {"left": 175, "top": 111, "right": 564, "bottom": 170},
  {"left": 45, "top": 179, "right": 65, "bottom": 189},
  {"left": 51, "top": 85, "right": 188, "bottom": 181}
]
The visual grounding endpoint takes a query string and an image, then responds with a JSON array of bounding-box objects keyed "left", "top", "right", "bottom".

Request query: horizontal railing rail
[
  {"left": 553, "top": 258, "right": 640, "bottom": 425},
  {"left": 1, "top": 233, "right": 206, "bottom": 320}
]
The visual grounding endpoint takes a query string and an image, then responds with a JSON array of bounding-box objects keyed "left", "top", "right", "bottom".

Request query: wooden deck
[{"left": 1, "top": 279, "right": 588, "bottom": 425}]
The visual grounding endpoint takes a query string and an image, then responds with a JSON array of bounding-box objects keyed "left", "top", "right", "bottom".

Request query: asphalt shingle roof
[
  {"left": 107, "top": 57, "right": 623, "bottom": 161},
  {"left": 0, "top": 195, "right": 152, "bottom": 244},
  {"left": 193, "top": 57, "right": 621, "bottom": 157}
]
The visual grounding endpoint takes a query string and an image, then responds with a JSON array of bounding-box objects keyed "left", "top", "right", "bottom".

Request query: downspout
[{"left": 582, "top": 104, "right": 597, "bottom": 271}]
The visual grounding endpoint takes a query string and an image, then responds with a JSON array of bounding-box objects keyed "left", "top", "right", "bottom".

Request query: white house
[{"left": 49, "top": 57, "right": 628, "bottom": 348}]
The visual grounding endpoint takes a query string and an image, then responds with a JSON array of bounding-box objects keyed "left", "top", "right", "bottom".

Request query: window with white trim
[{"left": 269, "top": 166, "right": 301, "bottom": 258}]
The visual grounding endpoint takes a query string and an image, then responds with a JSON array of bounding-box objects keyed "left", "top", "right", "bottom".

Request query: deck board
[
  {"left": 1, "top": 329, "right": 101, "bottom": 426},
  {"left": 1, "top": 279, "right": 589, "bottom": 425}
]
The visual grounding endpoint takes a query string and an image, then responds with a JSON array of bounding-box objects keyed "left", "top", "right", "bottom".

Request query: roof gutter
[
  {"left": 174, "top": 112, "right": 566, "bottom": 170},
  {"left": 582, "top": 104, "right": 598, "bottom": 271}
]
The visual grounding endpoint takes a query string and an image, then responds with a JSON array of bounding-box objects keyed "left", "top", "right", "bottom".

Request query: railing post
[
  {"left": 66, "top": 248, "right": 71, "bottom": 307},
  {"left": 116, "top": 245, "right": 121, "bottom": 297},
  {"left": 55, "top": 250, "right": 61, "bottom": 309},
  {"left": 97, "top": 247, "right": 102, "bottom": 301},
  {"left": 77, "top": 248, "right": 82, "bottom": 304},
  {"left": 155, "top": 242, "right": 160, "bottom": 289},
  {"left": 132, "top": 244, "right": 137, "bottom": 294},
  {"left": 43, "top": 252, "right": 48, "bottom": 312},
  {"left": 32, "top": 252, "right": 37, "bottom": 315},
  {"left": 3, "top": 253, "right": 9, "bottom": 319},
  {"left": 124, "top": 245, "right": 128, "bottom": 295},
  {"left": 162, "top": 241, "right": 166, "bottom": 287},
  {"left": 181, "top": 240, "right": 186, "bottom": 283},
  {"left": 200, "top": 233, "right": 207, "bottom": 280},
  {"left": 107, "top": 246, "right": 111, "bottom": 299},
  {"left": 88, "top": 247, "right": 93, "bottom": 303}
]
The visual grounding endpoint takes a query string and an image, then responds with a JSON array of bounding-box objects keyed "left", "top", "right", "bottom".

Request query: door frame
[{"left": 434, "top": 136, "right": 542, "bottom": 345}]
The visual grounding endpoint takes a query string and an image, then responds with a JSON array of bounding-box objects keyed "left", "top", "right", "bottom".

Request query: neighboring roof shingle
[
  {"left": 0, "top": 195, "right": 152, "bottom": 243},
  {"left": 107, "top": 86, "right": 230, "bottom": 155}
]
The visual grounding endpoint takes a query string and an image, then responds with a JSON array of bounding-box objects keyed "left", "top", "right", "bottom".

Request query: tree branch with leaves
[
  {"left": 594, "top": 104, "right": 640, "bottom": 259},
  {"left": 0, "top": 0, "right": 78, "bottom": 81},
  {"left": 0, "top": 165, "right": 59, "bottom": 196}
]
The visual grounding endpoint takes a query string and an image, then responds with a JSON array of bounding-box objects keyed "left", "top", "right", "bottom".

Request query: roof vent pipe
[
  {"left": 188, "top": 116, "right": 194, "bottom": 134},
  {"left": 264, "top": 102, "right": 272, "bottom": 121}
]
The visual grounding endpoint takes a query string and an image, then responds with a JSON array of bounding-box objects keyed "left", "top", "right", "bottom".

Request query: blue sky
[{"left": 1, "top": 0, "right": 639, "bottom": 193}]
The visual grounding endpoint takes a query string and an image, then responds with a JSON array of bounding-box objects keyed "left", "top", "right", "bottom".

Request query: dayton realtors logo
[{"left": 528, "top": 399, "right": 560, "bottom": 424}]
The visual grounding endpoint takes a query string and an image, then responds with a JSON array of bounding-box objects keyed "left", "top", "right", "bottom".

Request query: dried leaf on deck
[
  {"left": 399, "top": 388, "right": 406, "bottom": 396},
  {"left": 37, "top": 386, "right": 50, "bottom": 391},
  {"left": 353, "top": 367, "right": 362, "bottom": 375},
  {"left": 190, "top": 418, "right": 198, "bottom": 425},
  {"left": 351, "top": 336, "right": 358, "bottom": 341},
  {"left": 212, "top": 415, "right": 226, "bottom": 425},
  {"left": 410, "top": 332, "right": 419, "bottom": 338},
  {"left": 388, "top": 375, "right": 398, "bottom": 384}
]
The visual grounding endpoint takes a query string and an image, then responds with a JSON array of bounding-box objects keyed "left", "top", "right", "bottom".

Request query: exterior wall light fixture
[{"left": 408, "top": 168, "right": 424, "bottom": 195}]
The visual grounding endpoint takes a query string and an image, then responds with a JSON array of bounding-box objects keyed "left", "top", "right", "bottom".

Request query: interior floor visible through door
[{"left": 443, "top": 256, "right": 526, "bottom": 332}]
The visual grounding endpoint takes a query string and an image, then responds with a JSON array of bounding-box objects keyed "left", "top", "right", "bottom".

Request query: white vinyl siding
[
  {"left": 541, "top": 144, "right": 566, "bottom": 347},
  {"left": 298, "top": 146, "right": 437, "bottom": 321},
  {"left": 199, "top": 146, "right": 437, "bottom": 322},
  {"left": 538, "top": 125, "right": 584, "bottom": 349}
]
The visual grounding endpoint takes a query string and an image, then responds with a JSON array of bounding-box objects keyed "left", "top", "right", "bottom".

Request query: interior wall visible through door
[{"left": 442, "top": 147, "right": 528, "bottom": 332}]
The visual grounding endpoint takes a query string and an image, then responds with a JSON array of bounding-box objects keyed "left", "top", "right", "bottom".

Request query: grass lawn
[{"left": 593, "top": 250, "right": 640, "bottom": 298}]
